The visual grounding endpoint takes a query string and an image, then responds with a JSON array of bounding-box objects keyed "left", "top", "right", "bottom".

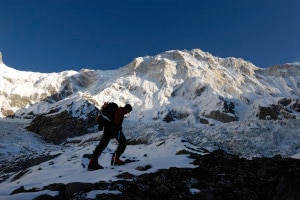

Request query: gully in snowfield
[{"left": 88, "top": 103, "right": 133, "bottom": 171}]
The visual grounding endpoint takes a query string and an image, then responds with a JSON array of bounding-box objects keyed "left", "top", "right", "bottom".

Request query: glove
[{"left": 98, "top": 124, "right": 103, "bottom": 131}]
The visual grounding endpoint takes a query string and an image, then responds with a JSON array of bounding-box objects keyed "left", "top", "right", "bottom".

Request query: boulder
[{"left": 205, "top": 110, "right": 236, "bottom": 123}]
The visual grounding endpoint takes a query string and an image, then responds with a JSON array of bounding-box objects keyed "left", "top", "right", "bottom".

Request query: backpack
[{"left": 96, "top": 102, "right": 118, "bottom": 131}]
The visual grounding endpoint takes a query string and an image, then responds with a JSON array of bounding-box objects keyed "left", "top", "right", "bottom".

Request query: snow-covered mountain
[
  {"left": 1, "top": 49, "right": 300, "bottom": 199},
  {"left": 0, "top": 48, "right": 300, "bottom": 156},
  {"left": 1, "top": 49, "right": 300, "bottom": 122}
]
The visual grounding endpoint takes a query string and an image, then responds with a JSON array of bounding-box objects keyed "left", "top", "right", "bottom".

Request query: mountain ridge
[{"left": 1, "top": 49, "right": 300, "bottom": 124}]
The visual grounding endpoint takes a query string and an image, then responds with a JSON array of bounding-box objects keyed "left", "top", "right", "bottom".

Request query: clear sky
[{"left": 0, "top": 0, "right": 299, "bottom": 73}]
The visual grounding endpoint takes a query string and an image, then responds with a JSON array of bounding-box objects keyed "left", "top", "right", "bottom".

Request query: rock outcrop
[
  {"left": 26, "top": 101, "right": 100, "bottom": 144},
  {"left": 258, "top": 98, "right": 300, "bottom": 120}
]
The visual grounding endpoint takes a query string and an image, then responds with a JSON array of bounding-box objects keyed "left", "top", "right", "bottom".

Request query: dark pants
[{"left": 92, "top": 126, "right": 127, "bottom": 159}]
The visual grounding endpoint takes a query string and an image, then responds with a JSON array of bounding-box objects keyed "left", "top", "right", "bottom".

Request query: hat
[{"left": 125, "top": 104, "right": 132, "bottom": 112}]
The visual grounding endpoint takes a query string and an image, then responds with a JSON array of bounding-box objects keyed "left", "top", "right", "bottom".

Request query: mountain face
[
  {"left": 1, "top": 49, "right": 300, "bottom": 142},
  {"left": 2, "top": 50, "right": 300, "bottom": 199}
]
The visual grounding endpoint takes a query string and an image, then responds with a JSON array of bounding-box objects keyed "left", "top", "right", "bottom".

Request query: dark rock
[
  {"left": 10, "top": 186, "right": 25, "bottom": 195},
  {"left": 163, "top": 109, "right": 190, "bottom": 123},
  {"left": 116, "top": 172, "right": 136, "bottom": 179},
  {"left": 258, "top": 103, "right": 298, "bottom": 120},
  {"left": 94, "top": 181, "right": 109, "bottom": 190},
  {"left": 290, "top": 100, "right": 300, "bottom": 112},
  {"left": 279, "top": 98, "right": 292, "bottom": 106},
  {"left": 135, "top": 164, "right": 152, "bottom": 171},
  {"left": 195, "top": 86, "right": 206, "bottom": 97},
  {"left": 43, "top": 183, "right": 66, "bottom": 192},
  {"left": 199, "top": 118, "right": 209, "bottom": 124},
  {"left": 32, "top": 194, "right": 62, "bottom": 200},
  {"left": 203, "top": 99, "right": 236, "bottom": 123},
  {"left": 258, "top": 105, "right": 280, "bottom": 120},
  {"left": 224, "top": 100, "right": 235, "bottom": 114},
  {"left": 26, "top": 102, "right": 99, "bottom": 144},
  {"left": 10, "top": 169, "right": 32, "bottom": 182},
  {"left": 65, "top": 182, "right": 94, "bottom": 200},
  {"left": 10, "top": 185, "right": 41, "bottom": 195},
  {"left": 205, "top": 110, "right": 236, "bottom": 123},
  {"left": 127, "top": 138, "right": 148, "bottom": 145}
]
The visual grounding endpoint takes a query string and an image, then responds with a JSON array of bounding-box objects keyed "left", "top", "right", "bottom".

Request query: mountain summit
[{"left": 124, "top": 49, "right": 259, "bottom": 99}]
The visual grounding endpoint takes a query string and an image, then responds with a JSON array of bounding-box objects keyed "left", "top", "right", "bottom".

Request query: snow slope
[
  {"left": 1, "top": 117, "right": 300, "bottom": 199},
  {"left": 0, "top": 118, "right": 199, "bottom": 199}
]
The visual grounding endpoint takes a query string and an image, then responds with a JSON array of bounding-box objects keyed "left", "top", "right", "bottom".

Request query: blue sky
[{"left": 0, "top": 0, "right": 299, "bottom": 72}]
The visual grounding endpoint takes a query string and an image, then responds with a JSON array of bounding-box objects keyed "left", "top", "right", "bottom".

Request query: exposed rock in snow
[
  {"left": 9, "top": 149, "right": 300, "bottom": 200},
  {"left": 26, "top": 99, "right": 100, "bottom": 144}
]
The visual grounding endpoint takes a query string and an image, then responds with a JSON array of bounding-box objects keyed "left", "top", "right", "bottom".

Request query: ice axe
[{"left": 112, "top": 130, "right": 121, "bottom": 167}]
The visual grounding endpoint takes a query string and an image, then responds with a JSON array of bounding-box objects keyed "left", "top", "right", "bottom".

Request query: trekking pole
[{"left": 112, "top": 130, "right": 121, "bottom": 167}]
